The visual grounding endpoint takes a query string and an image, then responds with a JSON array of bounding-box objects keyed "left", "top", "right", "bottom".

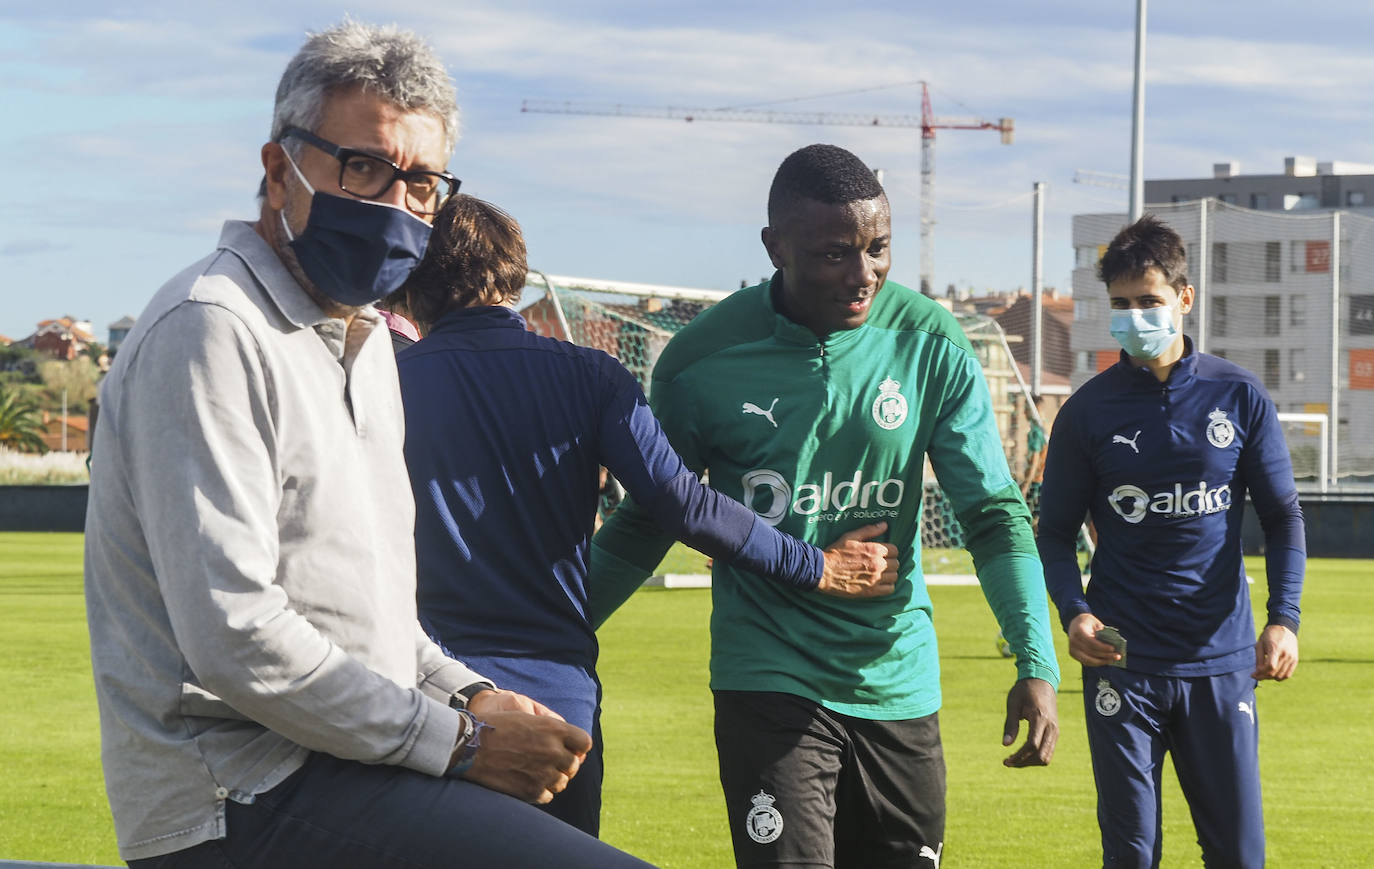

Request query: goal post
[{"left": 1276, "top": 412, "right": 1329, "bottom": 493}]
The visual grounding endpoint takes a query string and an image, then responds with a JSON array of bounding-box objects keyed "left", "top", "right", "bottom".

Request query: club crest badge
[
  {"left": 1206, "top": 407, "right": 1235, "bottom": 448},
  {"left": 872, "top": 377, "right": 908, "bottom": 430},
  {"left": 1094, "top": 678, "right": 1122, "bottom": 717},
  {"left": 745, "top": 790, "right": 784, "bottom": 844}
]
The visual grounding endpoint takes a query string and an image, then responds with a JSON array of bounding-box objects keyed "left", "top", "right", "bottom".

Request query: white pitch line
[{"left": 647, "top": 573, "right": 986, "bottom": 589}]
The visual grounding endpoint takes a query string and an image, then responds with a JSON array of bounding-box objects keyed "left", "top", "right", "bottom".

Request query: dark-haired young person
[
  {"left": 1037, "top": 214, "right": 1305, "bottom": 868},
  {"left": 395, "top": 194, "right": 898, "bottom": 836},
  {"left": 590, "top": 144, "right": 1060, "bottom": 868}
]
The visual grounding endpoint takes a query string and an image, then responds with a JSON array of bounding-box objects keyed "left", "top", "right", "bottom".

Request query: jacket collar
[
  {"left": 429, "top": 305, "right": 528, "bottom": 335},
  {"left": 1117, "top": 334, "right": 1197, "bottom": 389},
  {"left": 765, "top": 272, "right": 870, "bottom": 350},
  {"left": 215, "top": 220, "right": 336, "bottom": 330}
]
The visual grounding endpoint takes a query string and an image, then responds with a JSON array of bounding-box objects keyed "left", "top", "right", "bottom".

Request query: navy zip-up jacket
[
  {"left": 1038, "top": 337, "right": 1304, "bottom": 676},
  {"left": 396, "top": 306, "right": 823, "bottom": 727}
]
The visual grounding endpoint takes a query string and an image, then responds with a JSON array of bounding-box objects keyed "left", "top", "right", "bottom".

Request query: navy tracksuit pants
[{"left": 1083, "top": 667, "right": 1264, "bottom": 869}]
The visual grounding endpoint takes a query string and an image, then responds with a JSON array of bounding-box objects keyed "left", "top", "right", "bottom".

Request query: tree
[
  {"left": 38, "top": 357, "right": 100, "bottom": 415},
  {"left": 83, "top": 340, "right": 107, "bottom": 360},
  {"left": 0, "top": 343, "right": 41, "bottom": 384},
  {"left": 0, "top": 383, "right": 48, "bottom": 453}
]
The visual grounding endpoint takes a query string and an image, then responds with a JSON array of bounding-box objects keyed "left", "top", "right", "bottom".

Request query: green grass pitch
[{"left": 1, "top": 532, "right": 1370, "bottom": 866}]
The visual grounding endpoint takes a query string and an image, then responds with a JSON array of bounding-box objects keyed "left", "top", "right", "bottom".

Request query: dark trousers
[
  {"left": 127, "top": 752, "right": 653, "bottom": 869},
  {"left": 454, "top": 654, "right": 604, "bottom": 837},
  {"left": 540, "top": 716, "right": 604, "bottom": 835},
  {"left": 1083, "top": 667, "right": 1264, "bottom": 869},
  {"left": 714, "top": 690, "right": 946, "bottom": 869}
]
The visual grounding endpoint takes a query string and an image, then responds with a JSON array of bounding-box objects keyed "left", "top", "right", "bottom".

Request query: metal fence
[{"left": 1072, "top": 201, "right": 1374, "bottom": 488}]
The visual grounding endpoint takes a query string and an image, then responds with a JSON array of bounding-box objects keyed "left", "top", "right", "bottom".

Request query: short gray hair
[{"left": 272, "top": 19, "right": 459, "bottom": 158}]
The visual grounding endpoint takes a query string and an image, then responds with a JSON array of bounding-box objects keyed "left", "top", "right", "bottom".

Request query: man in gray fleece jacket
[{"left": 83, "top": 19, "right": 650, "bottom": 869}]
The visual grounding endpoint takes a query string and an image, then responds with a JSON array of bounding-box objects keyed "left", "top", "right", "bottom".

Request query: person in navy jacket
[
  {"left": 1037, "top": 214, "right": 1304, "bottom": 869},
  {"left": 394, "top": 194, "right": 897, "bottom": 837}
]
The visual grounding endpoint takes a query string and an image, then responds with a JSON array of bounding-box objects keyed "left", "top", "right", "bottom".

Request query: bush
[{"left": 0, "top": 446, "right": 89, "bottom": 484}]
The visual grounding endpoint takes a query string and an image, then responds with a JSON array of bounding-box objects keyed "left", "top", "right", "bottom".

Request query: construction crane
[
  {"left": 522, "top": 83, "right": 1013, "bottom": 296},
  {"left": 1074, "top": 168, "right": 1128, "bottom": 191}
]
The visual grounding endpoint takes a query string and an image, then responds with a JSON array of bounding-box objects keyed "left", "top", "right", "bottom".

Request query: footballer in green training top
[{"left": 590, "top": 143, "right": 1060, "bottom": 868}]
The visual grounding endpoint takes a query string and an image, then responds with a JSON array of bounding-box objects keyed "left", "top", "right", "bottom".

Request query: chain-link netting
[
  {"left": 533, "top": 280, "right": 706, "bottom": 392},
  {"left": 940, "top": 317, "right": 1043, "bottom": 547},
  {"left": 1072, "top": 201, "right": 1374, "bottom": 488}
]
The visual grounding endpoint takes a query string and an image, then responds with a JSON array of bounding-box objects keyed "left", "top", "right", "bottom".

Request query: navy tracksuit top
[
  {"left": 396, "top": 306, "right": 820, "bottom": 724},
  {"left": 1038, "top": 337, "right": 1305, "bottom": 676}
]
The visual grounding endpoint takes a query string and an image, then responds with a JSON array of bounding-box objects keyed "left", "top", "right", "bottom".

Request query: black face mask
[{"left": 280, "top": 152, "right": 432, "bottom": 307}]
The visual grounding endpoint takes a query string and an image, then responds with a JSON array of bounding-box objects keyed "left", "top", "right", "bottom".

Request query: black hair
[
  {"left": 1098, "top": 213, "right": 1189, "bottom": 292},
  {"left": 767, "top": 144, "right": 885, "bottom": 227}
]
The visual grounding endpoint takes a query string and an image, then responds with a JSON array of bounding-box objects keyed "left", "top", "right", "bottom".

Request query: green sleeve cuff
[
  {"left": 976, "top": 551, "right": 1061, "bottom": 689},
  {"left": 1017, "top": 663, "right": 1061, "bottom": 689}
]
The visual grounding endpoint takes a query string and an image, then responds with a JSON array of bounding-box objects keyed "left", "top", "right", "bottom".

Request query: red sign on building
[
  {"left": 1351, "top": 349, "right": 1374, "bottom": 390},
  {"left": 1306, "top": 241, "right": 1331, "bottom": 273}
]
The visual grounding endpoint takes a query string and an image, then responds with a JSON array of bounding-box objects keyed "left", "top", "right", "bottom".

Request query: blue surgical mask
[
  {"left": 279, "top": 150, "right": 432, "bottom": 307},
  {"left": 1109, "top": 305, "right": 1179, "bottom": 360}
]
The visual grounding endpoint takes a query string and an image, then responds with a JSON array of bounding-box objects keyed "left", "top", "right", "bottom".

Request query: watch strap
[{"left": 449, "top": 681, "right": 496, "bottom": 709}]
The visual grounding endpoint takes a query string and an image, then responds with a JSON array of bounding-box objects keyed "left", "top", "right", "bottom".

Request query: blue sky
[{"left": 3, "top": 1, "right": 1373, "bottom": 342}]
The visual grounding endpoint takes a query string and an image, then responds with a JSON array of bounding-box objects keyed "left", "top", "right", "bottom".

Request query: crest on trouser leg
[
  {"left": 1095, "top": 678, "right": 1122, "bottom": 717},
  {"left": 744, "top": 790, "right": 783, "bottom": 844}
]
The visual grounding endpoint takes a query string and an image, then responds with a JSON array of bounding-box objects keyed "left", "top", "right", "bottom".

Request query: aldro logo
[
  {"left": 1107, "top": 481, "right": 1232, "bottom": 524},
  {"left": 742, "top": 469, "right": 905, "bottom": 526}
]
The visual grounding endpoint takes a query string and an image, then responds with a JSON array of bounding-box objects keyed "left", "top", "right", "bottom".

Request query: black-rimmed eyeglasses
[{"left": 280, "top": 125, "right": 459, "bottom": 216}]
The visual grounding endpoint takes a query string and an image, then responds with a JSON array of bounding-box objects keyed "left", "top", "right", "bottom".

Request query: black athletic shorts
[{"left": 714, "top": 690, "right": 946, "bottom": 869}]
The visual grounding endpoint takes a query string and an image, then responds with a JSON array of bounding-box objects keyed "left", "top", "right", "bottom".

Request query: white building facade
[{"left": 1072, "top": 161, "right": 1374, "bottom": 486}]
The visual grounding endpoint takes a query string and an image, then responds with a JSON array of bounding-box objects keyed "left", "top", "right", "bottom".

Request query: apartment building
[{"left": 1071, "top": 159, "right": 1374, "bottom": 482}]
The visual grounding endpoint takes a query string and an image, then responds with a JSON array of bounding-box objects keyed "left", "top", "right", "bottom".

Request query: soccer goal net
[
  {"left": 1276, "top": 412, "right": 1329, "bottom": 492},
  {"left": 526, "top": 274, "right": 1062, "bottom": 574},
  {"left": 524, "top": 272, "right": 730, "bottom": 393}
]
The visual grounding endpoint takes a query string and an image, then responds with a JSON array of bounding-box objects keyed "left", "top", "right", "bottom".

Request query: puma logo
[
  {"left": 919, "top": 842, "right": 943, "bottom": 868},
  {"left": 742, "top": 398, "right": 779, "bottom": 428},
  {"left": 1238, "top": 700, "right": 1254, "bottom": 725},
  {"left": 1113, "top": 431, "right": 1141, "bottom": 453}
]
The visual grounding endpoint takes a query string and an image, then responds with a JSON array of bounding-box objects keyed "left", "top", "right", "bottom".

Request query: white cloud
[
  {"left": 5, "top": 1, "right": 1374, "bottom": 338},
  {"left": 1150, "top": 32, "right": 1374, "bottom": 96}
]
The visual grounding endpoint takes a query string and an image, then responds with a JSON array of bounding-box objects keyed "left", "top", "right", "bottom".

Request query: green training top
[{"left": 591, "top": 276, "right": 1059, "bottom": 720}]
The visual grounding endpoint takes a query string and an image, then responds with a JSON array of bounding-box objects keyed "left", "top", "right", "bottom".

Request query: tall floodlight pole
[
  {"left": 1129, "top": 0, "right": 1147, "bottom": 220},
  {"left": 1031, "top": 182, "right": 1045, "bottom": 397}
]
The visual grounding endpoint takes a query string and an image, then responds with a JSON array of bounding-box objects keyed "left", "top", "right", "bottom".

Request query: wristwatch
[{"left": 449, "top": 681, "right": 496, "bottom": 709}]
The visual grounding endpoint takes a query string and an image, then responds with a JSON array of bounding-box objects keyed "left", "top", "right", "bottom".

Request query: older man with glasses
[{"left": 83, "top": 20, "right": 651, "bottom": 868}]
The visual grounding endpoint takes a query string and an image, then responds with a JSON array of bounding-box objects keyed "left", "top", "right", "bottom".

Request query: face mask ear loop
[{"left": 278, "top": 145, "right": 316, "bottom": 243}]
